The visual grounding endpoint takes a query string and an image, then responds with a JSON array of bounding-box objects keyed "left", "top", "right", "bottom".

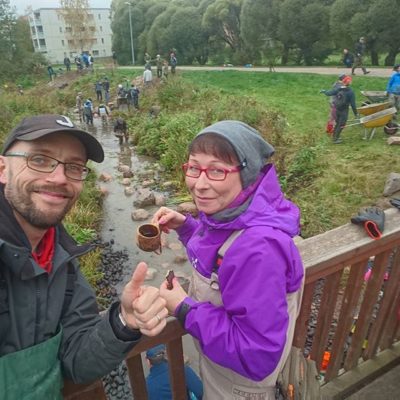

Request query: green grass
[
  {"left": 2, "top": 69, "right": 398, "bottom": 241},
  {"left": 180, "top": 71, "right": 399, "bottom": 236}
]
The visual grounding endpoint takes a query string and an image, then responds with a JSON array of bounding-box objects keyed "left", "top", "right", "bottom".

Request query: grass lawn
[{"left": 181, "top": 71, "right": 400, "bottom": 236}]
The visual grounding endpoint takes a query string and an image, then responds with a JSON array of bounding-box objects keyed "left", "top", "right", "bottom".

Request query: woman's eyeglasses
[{"left": 182, "top": 163, "right": 243, "bottom": 181}]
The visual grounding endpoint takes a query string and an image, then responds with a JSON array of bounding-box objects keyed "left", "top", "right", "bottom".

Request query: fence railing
[{"left": 63, "top": 208, "right": 400, "bottom": 399}]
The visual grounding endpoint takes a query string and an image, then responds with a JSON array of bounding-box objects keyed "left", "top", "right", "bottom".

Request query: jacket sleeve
[
  {"left": 323, "top": 87, "right": 339, "bottom": 97},
  {"left": 350, "top": 91, "right": 358, "bottom": 116},
  {"left": 176, "top": 214, "right": 200, "bottom": 246},
  {"left": 184, "top": 365, "right": 204, "bottom": 399},
  {"left": 59, "top": 268, "right": 140, "bottom": 383},
  {"left": 183, "top": 227, "right": 304, "bottom": 381}
]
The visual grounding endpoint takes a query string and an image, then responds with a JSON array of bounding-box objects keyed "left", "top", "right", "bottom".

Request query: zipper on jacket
[{"left": 34, "top": 280, "right": 41, "bottom": 343}]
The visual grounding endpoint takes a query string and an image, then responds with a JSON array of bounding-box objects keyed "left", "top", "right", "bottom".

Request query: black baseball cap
[{"left": 1, "top": 114, "right": 104, "bottom": 162}]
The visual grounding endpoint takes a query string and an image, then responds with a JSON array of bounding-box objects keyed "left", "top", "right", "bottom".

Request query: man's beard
[{"left": 5, "top": 182, "right": 74, "bottom": 230}]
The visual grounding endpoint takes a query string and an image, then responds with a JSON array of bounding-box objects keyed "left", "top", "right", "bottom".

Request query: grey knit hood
[{"left": 196, "top": 120, "right": 275, "bottom": 188}]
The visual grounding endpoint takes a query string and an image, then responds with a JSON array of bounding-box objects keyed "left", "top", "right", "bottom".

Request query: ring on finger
[{"left": 156, "top": 314, "right": 161, "bottom": 323}]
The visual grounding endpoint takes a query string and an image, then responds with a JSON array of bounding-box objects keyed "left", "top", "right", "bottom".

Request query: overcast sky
[{"left": 10, "top": 0, "right": 111, "bottom": 15}]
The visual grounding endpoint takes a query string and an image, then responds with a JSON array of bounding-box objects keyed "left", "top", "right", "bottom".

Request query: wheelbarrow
[
  {"left": 357, "top": 101, "right": 391, "bottom": 116},
  {"left": 360, "top": 90, "right": 388, "bottom": 104},
  {"left": 345, "top": 107, "right": 397, "bottom": 140}
]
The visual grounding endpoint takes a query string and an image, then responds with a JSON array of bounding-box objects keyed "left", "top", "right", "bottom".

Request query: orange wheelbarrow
[{"left": 357, "top": 101, "right": 391, "bottom": 116}]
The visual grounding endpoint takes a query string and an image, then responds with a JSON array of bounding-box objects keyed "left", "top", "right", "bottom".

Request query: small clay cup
[{"left": 136, "top": 223, "right": 162, "bottom": 254}]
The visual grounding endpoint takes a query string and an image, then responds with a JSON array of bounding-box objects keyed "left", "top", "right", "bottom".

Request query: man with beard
[{"left": 0, "top": 114, "right": 168, "bottom": 399}]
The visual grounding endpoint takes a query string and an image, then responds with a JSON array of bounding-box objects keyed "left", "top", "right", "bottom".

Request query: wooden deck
[{"left": 64, "top": 208, "right": 400, "bottom": 399}]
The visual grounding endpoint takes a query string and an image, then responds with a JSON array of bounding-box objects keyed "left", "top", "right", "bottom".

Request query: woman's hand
[
  {"left": 159, "top": 277, "right": 188, "bottom": 315},
  {"left": 152, "top": 206, "right": 186, "bottom": 233}
]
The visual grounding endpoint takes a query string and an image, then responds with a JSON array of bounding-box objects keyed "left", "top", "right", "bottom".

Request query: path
[{"left": 118, "top": 65, "right": 393, "bottom": 78}]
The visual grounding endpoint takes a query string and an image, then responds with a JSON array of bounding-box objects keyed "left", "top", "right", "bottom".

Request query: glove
[
  {"left": 350, "top": 206, "right": 385, "bottom": 240},
  {"left": 390, "top": 198, "right": 400, "bottom": 210}
]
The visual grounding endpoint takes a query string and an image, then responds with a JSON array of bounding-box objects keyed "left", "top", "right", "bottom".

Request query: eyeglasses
[
  {"left": 182, "top": 163, "right": 243, "bottom": 181},
  {"left": 5, "top": 152, "right": 90, "bottom": 181}
]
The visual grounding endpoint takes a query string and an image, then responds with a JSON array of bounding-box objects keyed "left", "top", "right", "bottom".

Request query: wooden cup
[{"left": 136, "top": 223, "right": 162, "bottom": 254}]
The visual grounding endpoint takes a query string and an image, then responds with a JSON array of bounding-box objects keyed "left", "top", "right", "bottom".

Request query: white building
[{"left": 28, "top": 8, "right": 112, "bottom": 64}]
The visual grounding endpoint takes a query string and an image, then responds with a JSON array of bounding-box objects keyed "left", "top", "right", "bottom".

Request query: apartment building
[{"left": 28, "top": 8, "right": 112, "bottom": 64}]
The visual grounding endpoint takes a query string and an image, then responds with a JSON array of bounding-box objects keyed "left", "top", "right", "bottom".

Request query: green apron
[{"left": 0, "top": 329, "right": 63, "bottom": 400}]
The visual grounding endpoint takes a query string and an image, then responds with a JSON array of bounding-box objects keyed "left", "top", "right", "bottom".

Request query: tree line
[
  {"left": 0, "top": 0, "right": 46, "bottom": 83},
  {"left": 111, "top": 0, "right": 400, "bottom": 66}
]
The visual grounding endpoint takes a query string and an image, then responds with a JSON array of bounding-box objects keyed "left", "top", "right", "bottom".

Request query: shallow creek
[{"left": 82, "top": 117, "right": 200, "bottom": 375}]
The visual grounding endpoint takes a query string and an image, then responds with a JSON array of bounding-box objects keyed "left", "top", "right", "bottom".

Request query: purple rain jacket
[{"left": 176, "top": 164, "right": 304, "bottom": 381}]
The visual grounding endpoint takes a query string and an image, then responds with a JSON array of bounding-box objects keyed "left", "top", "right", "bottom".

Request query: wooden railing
[{"left": 63, "top": 208, "right": 400, "bottom": 399}]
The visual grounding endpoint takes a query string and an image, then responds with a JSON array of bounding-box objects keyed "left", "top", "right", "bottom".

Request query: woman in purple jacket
[{"left": 154, "top": 120, "right": 304, "bottom": 399}]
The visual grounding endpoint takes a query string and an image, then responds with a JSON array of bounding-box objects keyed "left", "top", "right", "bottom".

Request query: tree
[
  {"left": 58, "top": 0, "right": 96, "bottom": 54},
  {"left": 0, "top": 0, "right": 15, "bottom": 62},
  {"left": 367, "top": 0, "right": 400, "bottom": 66},
  {"left": 202, "top": 0, "right": 244, "bottom": 63},
  {"left": 240, "top": 0, "right": 280, "bottom": 64},
  {"left": 278, "top": 0, "right": 330, "bottom": 65}
]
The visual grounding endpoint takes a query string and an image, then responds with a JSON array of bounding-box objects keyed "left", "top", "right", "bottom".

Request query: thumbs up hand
[{"left": 120, "top": 262, "right": 167, "bottom": 336}]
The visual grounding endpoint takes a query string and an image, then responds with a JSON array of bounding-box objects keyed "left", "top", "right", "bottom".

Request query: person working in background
[
  {"left": 145, "top": 344, "right": 203, "bottom": 400},
  {"left": 386, "top": 63, "right": 400, "bottom": 112},
  {"left": 321, "top": 75, "right": 358, "bottom": 144}
]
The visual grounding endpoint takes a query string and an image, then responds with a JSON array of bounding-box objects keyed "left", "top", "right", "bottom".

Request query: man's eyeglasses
[
  {"left": 182, "top": 163, "right": 243, "bottom": 181},
  {"left": 5, "top": 152, "right": 90, "bottom": 181}
]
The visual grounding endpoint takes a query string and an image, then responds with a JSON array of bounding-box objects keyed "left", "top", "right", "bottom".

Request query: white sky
[{"left": 10, "top": 0, "right": 111, "bottom": 15}]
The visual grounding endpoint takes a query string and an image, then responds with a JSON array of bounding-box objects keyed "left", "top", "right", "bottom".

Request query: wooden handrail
[{"left": 64, "top": 208, "right": 400, "bottom": 399}]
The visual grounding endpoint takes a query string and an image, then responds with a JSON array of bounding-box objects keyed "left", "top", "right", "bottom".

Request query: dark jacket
[
  {"left": 146, "top": 361, "right": 203, "bottom": 400},
  {"left": 323, "top": 86, "right": 357, "bottom": 116},
  {"left": 0, "top": 186, "right": 140, "bottom": 383}
]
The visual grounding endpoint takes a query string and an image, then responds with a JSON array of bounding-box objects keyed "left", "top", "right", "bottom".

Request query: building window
[
  {"left": 101, "top": 38, "right": 104, "bottom": 44},
  {"left": 99, "top": 26, "right": 103, "bottom": 32},
  {"left": 68, "top": 39, "right": 74, "bottom": 46},
  {"left": 65, "top": 27, "right": 72, "bottom": 33},
  {"left": 34, "top": 12, "right": 40, "bottom": 19},
  {"left": 33, "top": 39, "right": 38, "bottom": 48},
  {"left": 31, "top": 27, "right": 35, "bottom": 34},
  {"left": 62, "top": 40, "right": 65, "bottom": 46},
  {"left": 98, "top": 14, "right": 101, "bottom": 20},
  {"left": 89, "top": 26, "right": 95, "bottom": 32},
  {"left": 39, "top": 39, "right": 46, "bottom": 46},
  {"left": 59, "top": 27, "right": 62, "bottom": 33},
  {"left": 93, "top": 50, "right": 99, "bottom": 56},
  {"left": 37, "top": 26, "right": 43, "bottom": 33}
]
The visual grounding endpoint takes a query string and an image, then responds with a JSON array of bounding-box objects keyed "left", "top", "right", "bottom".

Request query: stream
[{"left": 80, "top": 116, "right": 200, "bottom": 398}]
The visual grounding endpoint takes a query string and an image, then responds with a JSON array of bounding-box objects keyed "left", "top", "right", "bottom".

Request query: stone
[
  {"left": 99, "top": 172, "right": 112, "bottom": 182},
  {"left": 118, "top": 164, "right": 131, "bottom": 173},
  {"left": 387, "top": 136, "right": 400, "bottom": 145},
  {"left": 124, "top": 186, "right": 135, "bottom": 196},
  {"left": 177, "top": 202, "right": 198, "bottom": 217},
  {"left": 383, "top": 172, "right": 400, "bottom": 196},
  {"left": 131, "top": 209, "right": 149, "bottom": 221},
  {"left": 133, "top": 188, "right": 155, "bottom": 207},
  {"left": 154, "top": 193, "right": 166, "bottom": 206},
  {"left": 121, "top": 178, "right": 131, "bottom": 186},
  {"left": 122, "top": 170, "right": 134, "bottom": 178},
  {"left": 142, "top": 179, "right": 155, "bottom": 187}
]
